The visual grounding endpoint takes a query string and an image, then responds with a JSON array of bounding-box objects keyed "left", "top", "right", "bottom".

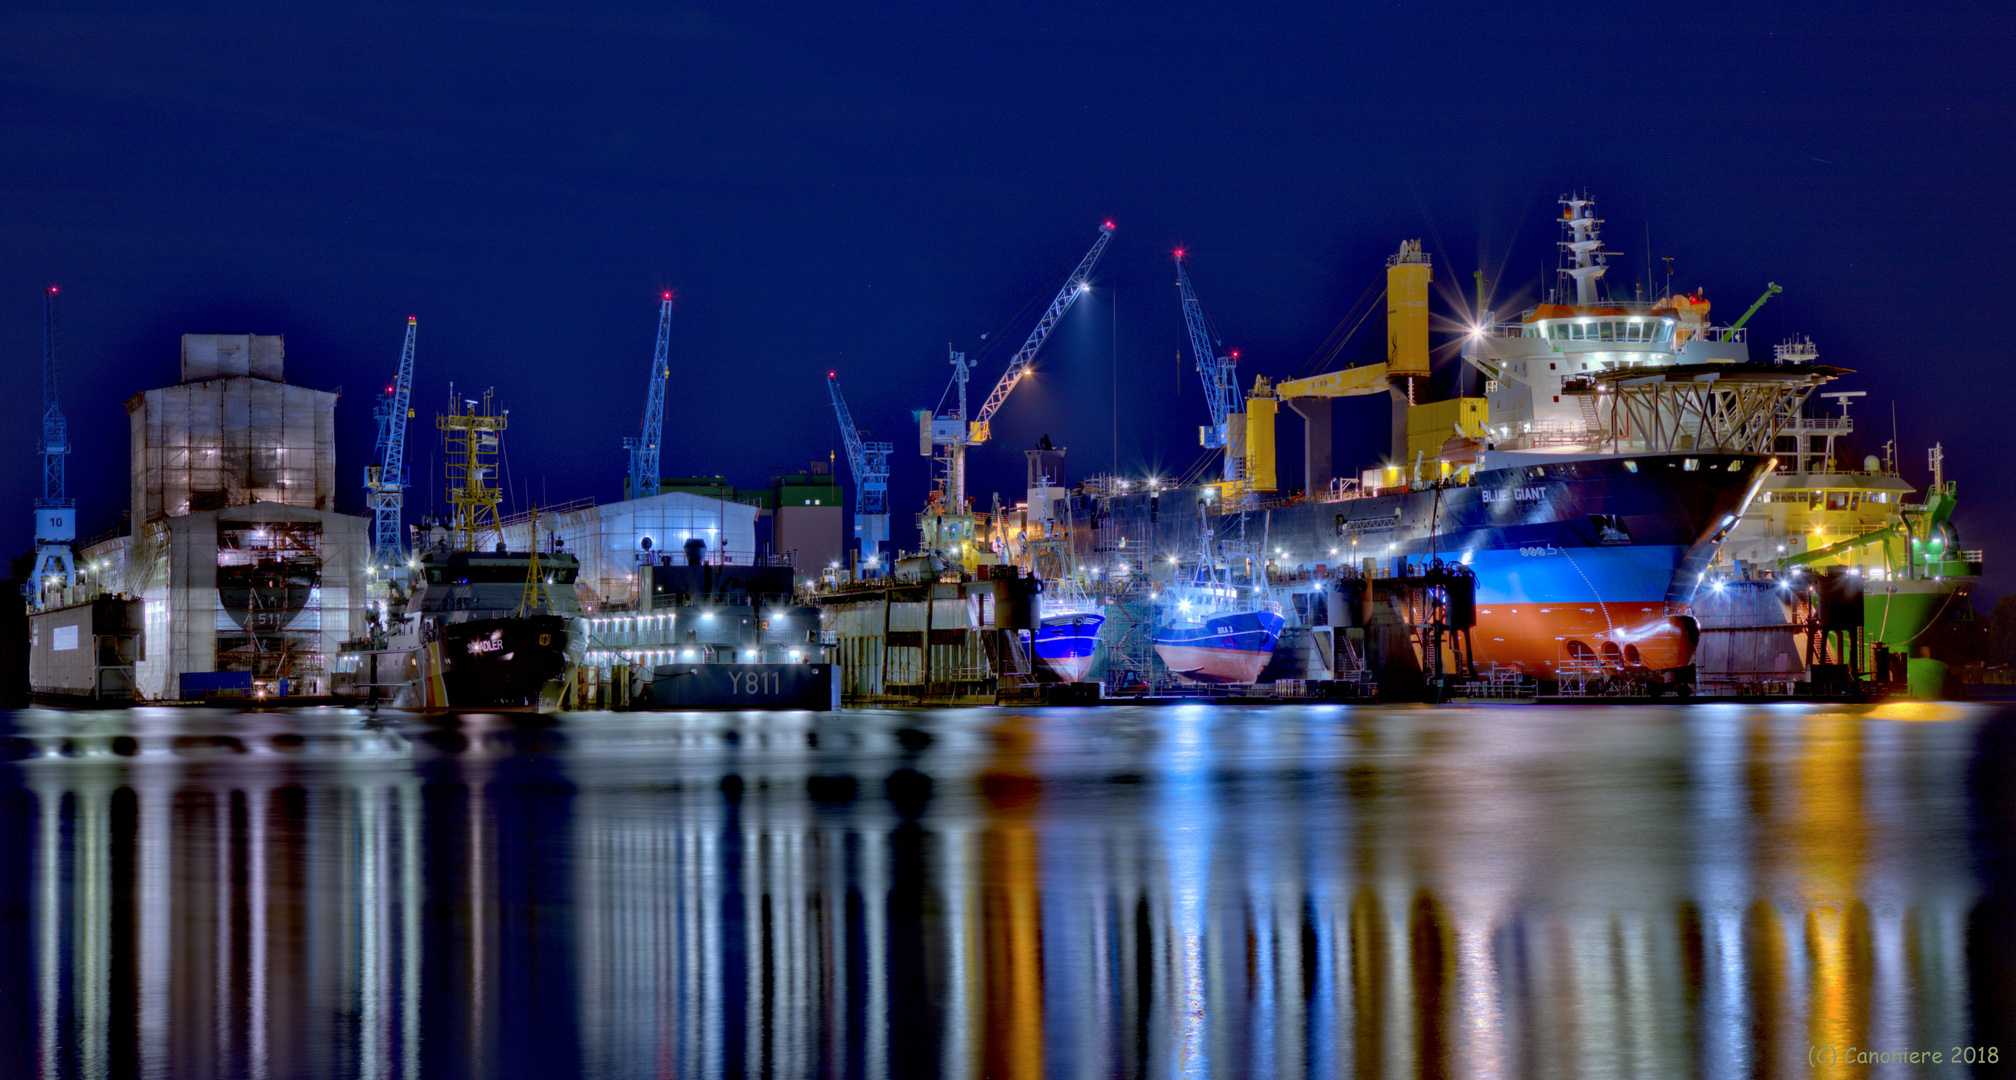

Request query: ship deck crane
[
  {"left": 624, "top": 292, "right": 673, "bottom": 499},
  {"left": 827, "top": 372, "right": 893, "bottom": 574},
  {"left": 365, "top": 317, "right": 417, "bottom": 579},
  {"left": 1728, "top": 282, "right": 1783, "bottom": 331},
  {"left": 1175, "top": 251, "right": 1244, "bottom": 483},
  {"left": 31, "top": 285, "right": 75, "bottom": 603},
  {"left": 922, "top": 221, "right": 1115, "bottom": 514}
]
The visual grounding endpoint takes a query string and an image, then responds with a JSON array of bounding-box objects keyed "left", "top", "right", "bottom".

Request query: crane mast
[
  {"left": 1175, "top": 252, "right": 1244, "bottom": 482},
  {"left": 31, "top": 285, "right": 75, "bottom": 602},
  {"left": 826, "top": 373, "right": 893, "bottom": 574},
  {"left": 624, "top": 293, "right": 674, "bottom": 499},
  {"left": 923, "top": 221, "right": 1115, "bottom": 513},
  {"left": 366, "top": 317, "right": 417, "bottom": 578}
]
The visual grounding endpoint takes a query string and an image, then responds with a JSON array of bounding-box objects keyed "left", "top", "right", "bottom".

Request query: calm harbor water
[{"left": 3, "top": 700, "right": 2014, "bottom": 1079}]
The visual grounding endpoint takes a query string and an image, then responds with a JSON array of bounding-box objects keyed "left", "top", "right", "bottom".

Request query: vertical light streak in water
[
  {"left": 860, "top": 828, "right": 888, "bottom": 1079},
  {"left": 77, "top": 776, "right": 109, "bottom": 1080},
  {"left": 1861, "top": 719, "right": 1911, "bottom": 1079},
  {"left": 743, "top": 818, "right": 764, "bottom": 1080},
  {"left": 469, "top": 782, "right": 489, "bottom": 1080},
  {"left": 573, "top": 792, "right": 607, "bottom": 1071},
  {"left": 359, "top": 786, "right": 386, "bottom": 1079},
  {"left": 784, "top": 827, "right": 810, "bottom": 1078},
  {"left": 694, "top": 820, "right": 718, "bottom": 1078},
  {"left": 1795, "top": 715, "right": 1868, "bottom": 1077},
  {"left": 214, "top": 791, "right": 233, "bottom": 1074},
  {"left": 701, "top": 798, "right": 724, "bottom": 1079},
  {"left": 940, "top": 824, "right": 975, "bottom": 1080},
  {"left": 248, "top": 783, "right": 268, "bottom": 1080},
  {"left": 1036, "top": 798, "right": 1097, "bottom": 1077},
  {"left": 977, "top": 716, "right": 1043, "bottom": 1080},
  {"left": 1159, "top": 707, "right": 1213, "bottom": 1078},
  {"left": 140, "top": 769, "right": 171, "bottom": 1080},
  {"left": 1441, "top": 721, "right": 1527, "bottom": 1079},
  {"left": 1691, "top": 711, "right": 1752, "bottom": 1080},
  {"left": 824, "top": 830, "right": 847, "bottom": 1076},
  {"left": 35, "top": 781, "right": 59, "bottom": 1079},
  {"left": 1303, "top": 714, "right": 1349, "bottom": 1079},
  {"left": 400, "top": 779, "right": 421, "bottom": 1080}
]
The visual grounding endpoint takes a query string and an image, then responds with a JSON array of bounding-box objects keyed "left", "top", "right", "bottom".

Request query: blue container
[{"left": 179, "top": 670, "right": 255, "bottom": 697}]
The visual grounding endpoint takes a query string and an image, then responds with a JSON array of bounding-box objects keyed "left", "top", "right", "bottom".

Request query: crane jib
[{"left": 971, "top": 222, "right": 1116, "bottom": 431}]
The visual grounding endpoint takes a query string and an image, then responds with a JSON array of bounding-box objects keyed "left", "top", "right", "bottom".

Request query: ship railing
[
  {"left": 1685, "top": 326, "right": 1749, "bottom": 344},
  {"left": 1322, "top": 477, "right": 1365, "bottom": 501},
  {"left": 1494, "top": 423, "right": 1600, "bottom": 450}
]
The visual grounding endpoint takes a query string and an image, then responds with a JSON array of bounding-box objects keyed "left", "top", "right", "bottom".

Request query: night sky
[{"left": 4, "top": 2, "right": 2011, "bottom": 598}]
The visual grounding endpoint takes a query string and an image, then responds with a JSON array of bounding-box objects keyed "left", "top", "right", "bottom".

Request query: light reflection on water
[{"left": 2, "top": 702, "right": 2012, "bottom": 1078}]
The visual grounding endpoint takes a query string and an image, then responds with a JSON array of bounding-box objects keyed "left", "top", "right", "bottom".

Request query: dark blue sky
[{"left": 5, "top": 1, "right": 2012, "bottom": 595}]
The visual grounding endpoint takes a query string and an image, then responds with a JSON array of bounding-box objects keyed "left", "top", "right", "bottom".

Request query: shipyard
[
  {"left": 6, "top": 4, "right": 2016, "bottom": 1076},
  {"left": 10, "top": 197, "right": 1993, "bottom": 712}
]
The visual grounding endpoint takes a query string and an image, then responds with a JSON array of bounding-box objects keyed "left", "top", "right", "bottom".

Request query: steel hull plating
[
  {"left": 1034, "top": 611, "right": 1103, "bottom": 683},
  {"left": 1154, "top": 610, "right": 1286, "bottom": 684},
  {"left": 1216, "top": 452, "right": 1771, "bottom": 675},
  {"left": 433, "top": 614, "right": 575, "bottom": 709}
]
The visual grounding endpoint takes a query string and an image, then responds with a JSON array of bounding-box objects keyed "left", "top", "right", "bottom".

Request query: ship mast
[
  {"left": 1558, "top": 193, "right": 1608, "bottom": 306},
  {"left": 437, "top": 388, "right": 507, "bottom": 552}
]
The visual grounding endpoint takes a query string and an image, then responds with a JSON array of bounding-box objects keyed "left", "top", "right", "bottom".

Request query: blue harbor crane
[
  {"left": 1175, "top": 250, "right": 1244, "bottom": 482},
  {"left": 31, "top": 285, "right": 75, "bottom": 602},
  {"left": 624, "top": 292, "right": 674, "bottom": 500},
  {"left": 922, "top": 221, "right": 1116, "bottom": 512},
  {"left": 365, "top": 316, "right": 417, "bottom": 577},
  {"left": 826, "top": 372, "right": 893, "bottom": 574}
]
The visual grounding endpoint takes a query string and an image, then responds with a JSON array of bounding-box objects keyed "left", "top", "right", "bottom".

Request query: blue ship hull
[
  {"left": 1153, "top": 609, "right": 1287, "bottom": 683},
  {"left": 1033, "top": 612, "right": 1103, "bottom": 682},
  {"left": 1133, "top": 451, "right": 1772, "bottom": 675}
]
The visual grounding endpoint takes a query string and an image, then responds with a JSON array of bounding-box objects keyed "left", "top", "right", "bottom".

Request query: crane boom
[
  {"left": 828, "top": 372, "right": 868, "bottom": 478},
  {"left": 1729, "top": 282, "right": 1782, "bottom": 331},
  {"left": 1175, "top": 252, "right": 1239, "bottom": 447},
  {"left": 366, "top": 317, "right": 417, "bottom": 575},
  {"left": 624, "top": 293, "right": 674, "bottom": 499},
  {"left": 969, "top": 220, "right": 1115, "bottom": 440},
  {"left": 827, "top": 373, "right": 893, "bottom": 570}
]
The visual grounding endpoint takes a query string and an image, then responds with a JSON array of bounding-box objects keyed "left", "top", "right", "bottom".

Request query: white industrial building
[
  {"left": 492, "top": 491, "right": 761, "bottom": 610},
  {"left": 79, "top": 334, "right": 367, "bottom": 699}
]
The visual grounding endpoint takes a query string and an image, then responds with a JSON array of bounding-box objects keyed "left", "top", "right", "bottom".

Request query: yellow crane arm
[{"left": 1274, "top": 361, "right": 1392, "bottom": 399}]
